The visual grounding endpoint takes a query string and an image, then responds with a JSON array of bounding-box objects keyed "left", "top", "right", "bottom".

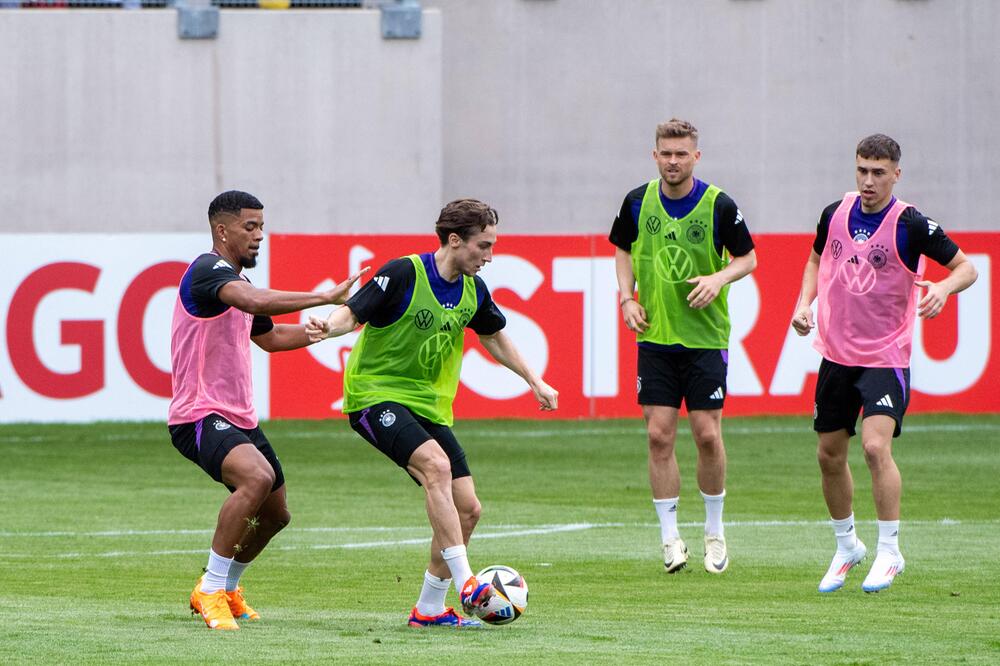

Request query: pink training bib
[
  {"left": 814, "top": 193, "right": 924, "bottom": 368},
  {"left": 167, "top": 290, "right": 257, "bottom": 429}
]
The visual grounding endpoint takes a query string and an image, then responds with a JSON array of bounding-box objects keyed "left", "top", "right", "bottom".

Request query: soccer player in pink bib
[
  {"left": 169, "top": 190, "right": 366, "bottom": 629},
  {"left": 791, "top": 135, "right": 978, "bottom": 593}
]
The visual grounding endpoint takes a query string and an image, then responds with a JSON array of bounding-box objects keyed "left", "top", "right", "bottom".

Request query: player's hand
[
  {"left": 622, "top": 299, "right": 649, "bottom": 334},
  {"left": 686, "top": 274, "right": 724, "bottom": 310},
  {"left": 916, "top": 280, "right": 948, "bottom": 318},
  {"left": 325, "top": 266, "right": 371, "bottom": 305},
  {"left": 305, "top": 315, "right": 332, "bottom": 342},
  {"left": 532, "top": 380, "right": 559, "bottom": 411},
  {"left": 791, "top": 305, "right": 814, "bottom": 336}
]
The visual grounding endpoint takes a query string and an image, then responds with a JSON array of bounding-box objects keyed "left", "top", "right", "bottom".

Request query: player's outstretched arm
[
  {"left": 305, "top": 305, "right": 360, "bottom": 343},
  {"left": 477, "top": 331, "right": 558, "bottom": 411},
  {"left": 252, "top": 324, "right": 315, "bottom": 353},
  {"left": 791, "top": 249, "right": 821, "bottom": 336},
  {"left": 219, "top": 267, "right": 369, "bottom": 316},
  {"left": 686, "top": 249, "right": 758, "bottom": 310},
  {"left": 915, "top": 250, "right": 978, "bottom": 319}
]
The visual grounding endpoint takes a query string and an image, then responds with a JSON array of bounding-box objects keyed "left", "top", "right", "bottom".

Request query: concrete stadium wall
[
  {"left": 430, "top": 0, "right": 1000, "bottom": 234},
  {"left": 0, "top": 9, "right": 442, "bottom": 234},
  {"left": 2, "top": 1, "right": 997, "bottom": 235}
]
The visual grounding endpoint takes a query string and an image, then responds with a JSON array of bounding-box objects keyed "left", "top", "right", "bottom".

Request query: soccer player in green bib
[
  {"left": 610, "top": 119, "right": 757, "bottom": 575},
  {"left": 307, "top": 199, "right": 559, "bottom": 627}
]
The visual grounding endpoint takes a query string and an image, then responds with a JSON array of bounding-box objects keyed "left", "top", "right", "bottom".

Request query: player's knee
[
  {"left": 273, "top": 509, "right": 291, "bottom": 532},
  {"left": 693, "top": 431, "right": 723, "bottom": 455},
  {"left": 861, "top": 438, "right": 892, "bottom": 465},
  {"left": 460, "top": 498, "right": 482, "bottom": 531},
  {"left": 817, "top": 446, "right": 847, "bottom": 472},
  {"left": 646, "top": 426, "right": 676, "bottom": 453},
  {"left": 421, "top": 454, "right": 453, "bottom": 488},
  {"left": 243, "top": 467, "right": 276, "bottom": 499}
]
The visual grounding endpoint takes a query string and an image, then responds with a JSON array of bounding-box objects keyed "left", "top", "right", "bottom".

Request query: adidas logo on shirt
[
  {"left": 876, "top": 394, "right": 894, "bottom": 408},
  {"left": 374, "top": 275, "right": 390, "bottom": 291},
  {"left": 212, "top": 259, "right": 230, "bottom": 271},
  {"left": 927, "top": 219, "right": 939, "bottom": 235},
  {"left": 710, "top": 387, "right": 725, "bottom": 400}
]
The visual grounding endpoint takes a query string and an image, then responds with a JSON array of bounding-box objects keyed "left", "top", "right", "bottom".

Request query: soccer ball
[{"left": 473, "top": 565, "right": 528, "bottom": 625}]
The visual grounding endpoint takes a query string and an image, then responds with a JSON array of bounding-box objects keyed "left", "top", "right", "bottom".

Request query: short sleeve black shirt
[
  {"left": 178, "top": 253, "right": 274, "bottom": 337},
  {"left": 609, "top": 182, "right": 755, "bottom": 258},
  {"left": 345, "top": 255, "right": 506, "bottom": 335},
  {"left": 812, "top": 200, "right": 960, "bottom": 272}
]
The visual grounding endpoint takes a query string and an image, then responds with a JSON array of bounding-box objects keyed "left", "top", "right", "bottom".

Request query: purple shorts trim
[
  {"left": 357, "top": 408, "right": 376, "bottom": 442},
  {"left": 195, "top": 419, "right": 204, "bottom": 451}
]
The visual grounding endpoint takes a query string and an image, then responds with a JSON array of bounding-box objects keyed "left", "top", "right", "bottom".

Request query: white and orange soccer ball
[{"left": 473, "top": 565, "right": 528, "bottom": 625}]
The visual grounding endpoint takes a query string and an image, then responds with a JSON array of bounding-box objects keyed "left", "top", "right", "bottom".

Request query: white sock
[
  {"left": 201, "top": 549, "right": 232, "bottom": 593},
  {"left": 831, "top": 514, "right": 859, "bottom": 551},
  {"left": 830, "top": 513, "right": 858, "bottom": 552},
  {"left": 226, "top": 559, "right": 250, "bottom": 592},
  {"left": 440, "top": 544, "right": 474, "bottom": 596},
  {"left": 415, "top": 570, "right": 451, "bottom": 617},
  {"left": 701, "top": 489, "right": 726, "bottom": 537},
  {"left": 877, "top": 520, "right": 900, "bottom": 553},
  {"left": 653, "top": 497, "right": 680, "bottom": 543}
]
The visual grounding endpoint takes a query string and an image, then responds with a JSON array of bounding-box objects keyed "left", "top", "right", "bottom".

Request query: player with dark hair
[
  {"left": 170, "top": 190, "right": 367, "bottom": 630},
  {"left": 791, "top": 134, "right": 978, "bottom": 593},
  {"left": 610, "top": 119, "right": 757, "bottom": 575},
  {"left": 306, "top": 198, "right": 559, "bottom": 628}
]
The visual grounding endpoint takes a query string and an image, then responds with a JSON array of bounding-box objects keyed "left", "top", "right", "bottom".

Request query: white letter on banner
[
  {"left": 911, "top": 254, "right": 991, "bottom": 395},
  {"left": 552, "top": 256, "right": 619, "bottom": 397},
  {"left": 462, "top": 256, "right": 548, "bottom": 399},
  {"left": 725, "top": 275, "right": 764, "bottom": 395}
]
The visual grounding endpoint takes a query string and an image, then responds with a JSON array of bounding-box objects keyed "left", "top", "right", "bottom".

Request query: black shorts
[
  {"left": 169, "top": 413, "right": 285, "bottom": 492},
  {"left": 348, "top": 401, "right": 471, "bottom": 485},
  {"left": 814, "top": 359, "right": 911, "bottom": 438},
  {"left": 637, "top": 345, "right": 728, "bottom": 410}
]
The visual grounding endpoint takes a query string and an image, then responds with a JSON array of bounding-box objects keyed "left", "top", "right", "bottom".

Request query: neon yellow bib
[
  {"left": 632, "top": 179, "right": 731, "bottom": 348},
  {"left": 343, "top": 255, "right": 477, "bottom": 425}
]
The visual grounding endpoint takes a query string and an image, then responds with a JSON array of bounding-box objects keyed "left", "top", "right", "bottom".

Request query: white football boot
[
  {"left": 703, "top": 535, "right": 729, "bottom": 574},
  {"left": 818, "top": 538, "right": 867, "bottom": 593},
  {"left": 862, "top": 550, "right": 905, "bottom": 593},
  {"left": 662, "top": 537, "right": 689, "bottom": 573}
]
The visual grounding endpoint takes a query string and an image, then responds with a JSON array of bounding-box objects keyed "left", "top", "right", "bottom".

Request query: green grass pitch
[{"left": 1, "top": 415, "right": 998, "bottom": 664}]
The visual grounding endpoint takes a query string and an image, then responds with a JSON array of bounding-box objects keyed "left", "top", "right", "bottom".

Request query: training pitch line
[{"left": 0, "top": 519, "right": 986, "bottom": 560}]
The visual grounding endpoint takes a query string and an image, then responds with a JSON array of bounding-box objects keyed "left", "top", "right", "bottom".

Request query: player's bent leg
[
  {"left": 224, "top": 487, "right": 289, "bottom": 621},
  {"left": 451, "top": 476, "right": 482, "bottom": 544},
  {"left": 214, "top": 444, "right": 277, "bottom": 557},
  {"left": 408, "top": 441, "right": 492, "bottom": 615},
  {"left": 860, "top": 415, "right": 901, "bottom": 521},
  {"left": 816, "top": 431, "right": 853, "bottom": 521},
  {"left": 689, "top": 410, "right": 728, "bottom": 573},
  {"left": 688, "top": 409, "right": 726, "bottom": 496},
  {"left": 644, "top": 406, "right": 687, "bottom": 571}
]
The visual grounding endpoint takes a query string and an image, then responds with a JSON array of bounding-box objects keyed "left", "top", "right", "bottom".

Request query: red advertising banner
[{"left": 269, "top": 233, "right": 999, "bottom": 420}]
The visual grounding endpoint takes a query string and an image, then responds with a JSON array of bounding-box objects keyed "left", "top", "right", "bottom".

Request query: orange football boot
[
  {"left": 190, "top": 580, "right": 239, "bottom": 631},
  {"left": 226, "top": 586, "right": 260, "bottom": 621}
]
